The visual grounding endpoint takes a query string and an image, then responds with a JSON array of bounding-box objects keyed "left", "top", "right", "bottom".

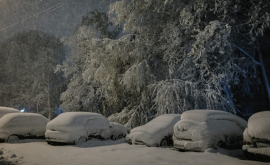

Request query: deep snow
[{"left": 0, "top": 139, "right": 267, "bottom": 165}]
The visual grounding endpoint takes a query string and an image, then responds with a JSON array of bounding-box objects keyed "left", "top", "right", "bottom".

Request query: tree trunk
[
  {"left": 37, "top": 100, "right": 39, "bottom": 114},
  {"left": 258, "top": 50, "right": 270, "bottom": 105},
  {"left": 48, "top": 83, "right": 51, "bottom": 120},
  {"left": 223, "top": 84, "right": 236, "bottom": 114}
]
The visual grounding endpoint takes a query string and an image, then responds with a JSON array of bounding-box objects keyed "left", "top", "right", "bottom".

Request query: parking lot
[{"left": 0, "top": 139, "right": 266, "bottom": 165}]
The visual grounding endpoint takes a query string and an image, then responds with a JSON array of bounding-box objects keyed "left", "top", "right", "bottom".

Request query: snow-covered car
[
  {"left": 173, "top": 110, "right": 247, "bottom": 152},
  {"left": 127, "top": 114, "right": 181, "bottom": 147},
  {"left": 0, "top": 106, "right": 20, "bottom": 118},
  {"left": 45, "top": 112, "right": 127, "bottom": 145},
  {"left": 243, "top": 111, "right": 270, "bottom": 162},
  {"left": 0, "top": 113, "right": 49, "bottom": 142}
]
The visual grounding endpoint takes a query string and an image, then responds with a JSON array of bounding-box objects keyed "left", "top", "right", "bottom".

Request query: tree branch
[{"left": 232, "top": 44, "right": 260, "bottom": 65}]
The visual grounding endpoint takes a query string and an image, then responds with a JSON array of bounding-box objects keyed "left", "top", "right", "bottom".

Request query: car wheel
[
  {"left": 7, "top": 135, "right": 19, "bottom": 143},
  {"left": 160, "top": 138, "right": 168, "bottom": 147},
  {"left": 75, "top": 137, "right": 87, "bottom": 145},
  {"left": 217, "top": 141, "right": 226, "bottom": 149},
  {"left": 117, "top": 134, "right": 125, "bottom": 139}
]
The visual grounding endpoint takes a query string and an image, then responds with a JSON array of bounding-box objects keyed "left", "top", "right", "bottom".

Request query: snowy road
[{"left": 0, "top": 139, "right": 267, "bottom": 165}]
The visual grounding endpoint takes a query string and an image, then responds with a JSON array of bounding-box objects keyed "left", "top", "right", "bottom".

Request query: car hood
[{"left": 127, "top": 130, "right": 155, "bottom": 146}]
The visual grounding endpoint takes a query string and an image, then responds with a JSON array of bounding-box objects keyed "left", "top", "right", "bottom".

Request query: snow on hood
[
  {"left": 0, "top": 107, "right": 20, "bottom": 118},
  {"left": 0, "top": 113, "right": 49, "bottom": 138},
  {"left": 181, "top": 110, "right": 247, "bottom": 129},
  {"left": 128, "top": 114, "right": 181, "bottom": 146},
  {"left": 245, "top": 111, "right": 270, "bottom": 141}
]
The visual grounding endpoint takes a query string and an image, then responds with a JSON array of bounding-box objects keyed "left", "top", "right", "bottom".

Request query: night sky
[{"left": 0, "top": 0, "right": 114, "bottom": 42}]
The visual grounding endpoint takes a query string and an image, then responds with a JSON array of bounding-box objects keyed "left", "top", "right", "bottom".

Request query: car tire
[
  {"left": 217, "top": 141, "right": 226, "bottom": 149},
  {"left": 118, "top": 134, "right": 125, "bottom": 139},
  {"left": 160, "top": 138, "right": 168, "bottom": 147},
  {"left": 7, "top": 135, "right": 19, "bottom": 143},
  {"left": 75, "top": 137, "right": 87, "bottom": 145}
]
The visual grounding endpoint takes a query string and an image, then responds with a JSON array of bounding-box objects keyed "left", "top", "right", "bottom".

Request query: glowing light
[{"left": 20, "top": 108, "right": 25, "bottom": 113}]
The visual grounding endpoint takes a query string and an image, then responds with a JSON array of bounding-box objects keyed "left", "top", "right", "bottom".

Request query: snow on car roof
[
  {"left": 181, "top": 110, "right": 247, "bottom": 129},
  {"left": 46, "top": 112, "right": 110, "bottom": 131},
  {"left": 0, "top": 113, "right": 49, "bottom": 129},
  {"left": 0, "top": 106, "right": 20, "bottom": 118},
  {"left": 248, "top": 111, "right": 270, "bottom": 121}
]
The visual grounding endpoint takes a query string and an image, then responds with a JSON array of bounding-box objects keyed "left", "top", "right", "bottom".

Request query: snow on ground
[{"left": 0, "top": 139, "right": 267, "bottom": 165}]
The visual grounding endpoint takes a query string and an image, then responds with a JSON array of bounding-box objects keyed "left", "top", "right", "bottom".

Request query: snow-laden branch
[{"left": 232, "top": 44, "right": 260, "bottom": 65}]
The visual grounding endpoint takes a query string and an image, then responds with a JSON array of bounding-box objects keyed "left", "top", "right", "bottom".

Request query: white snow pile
[
  {"left": 1, "top": 141, "right": 265, "bottom": 165},
  {"left": 173, "top": 110, "right": 247, "bottom": 151},
  {"left": 0, "top": 113, "right": 49, "bottom": 141},
  {"left": 127, "top": 114, "right": 181, "bottom": 147},
  {"left": 46, "top": 112, "right": 126, "bottom": 144},
  {"left": 244, "top": 111, "right": 270, "bottom": 140},
  {"left": 205, "top": 147, "right": 245, "bottom": 158},
  {"left": 0, "top": 106, "right": 20, "bottom": 118}
]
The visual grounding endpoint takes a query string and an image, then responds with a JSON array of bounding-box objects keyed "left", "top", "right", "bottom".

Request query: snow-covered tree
[
  {"left": 0, "top": 30, "right": 65, "bottom": 119},
  {"left": 58, "top": 11, "right": 122, "bottom": 115},
  {"left": 59, "top": 0, "right": 270, "bottom": 129},
  {"left": 108, "top": 0, "right": 270, "bottom": 123}
]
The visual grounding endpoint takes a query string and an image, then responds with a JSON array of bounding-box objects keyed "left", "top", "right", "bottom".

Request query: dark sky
[{"left": 0, "top": 0, "right": 115, "bottom": 41}]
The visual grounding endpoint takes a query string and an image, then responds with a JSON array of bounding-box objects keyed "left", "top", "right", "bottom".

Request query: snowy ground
[{"left": 0, "top": 139, "right": 267, "bottom": 165}]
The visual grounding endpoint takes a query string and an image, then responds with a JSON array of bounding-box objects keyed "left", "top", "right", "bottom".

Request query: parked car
[
  {"left": 127, "top": 114, "right": 181, "bottom": 147},
  {"left": 45, "top": 112, "right": 127, "bottom": 145},
  {"left": 0, "top": 106, "right": 20, "bottom": 118},
  {"left": 173, "top": 110, "right": 247, "bottom": 151},
  {"left": 243, "top": 111, "right": 270, "bottom": 162},
  {"left": 0, "top": 113, "right": 49, "bottom": 142}
]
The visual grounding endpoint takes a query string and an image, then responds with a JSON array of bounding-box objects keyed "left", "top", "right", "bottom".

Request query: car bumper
[
  {"left": 173, "top": 139, "right": 203, "bottom": 151},
  {"left": 0, "top": 132, "right": 8, "bottom": 142},
  {"left": 45, "top": 130, "right": 77, "bottom": 144},
  {"left": 243, "top": 145, "right": 270, "bottom": 162}
]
